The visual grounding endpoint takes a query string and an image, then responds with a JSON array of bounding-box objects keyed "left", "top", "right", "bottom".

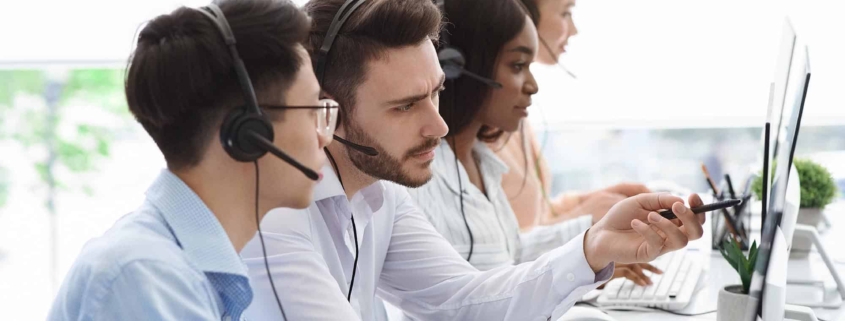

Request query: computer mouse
[{"left": 557, "top": 306, "right": 616, "bottom": 321}]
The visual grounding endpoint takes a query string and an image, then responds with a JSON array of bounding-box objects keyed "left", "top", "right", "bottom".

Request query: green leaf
[
  {"left": 721, "top": 240, "right": 741, "bottom": 272},
  {"left": 0, "top": 167, "right": 9, "bottom": 208},
  {"left": 82, "top": 185, "right": 94, "bottom": 197},
  {"left": 57, "top": 140, "right": 94, "bottom": 172},
  {"left": 739, "top": 259, "right": 752, "bottom": 294},
  {"left": 0, "top": 70, "right": 46, "bottom": 107},
  {"left": 34, "top": 162, "right": 50, "bottom": 184},
  {"left": 96, "top": 138, "right": 110, "bottom": 156}
]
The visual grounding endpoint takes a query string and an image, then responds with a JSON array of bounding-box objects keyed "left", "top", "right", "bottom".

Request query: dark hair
[
  {"left": 303, "top": 0, "right": 442, "bottom": 128},
  {"left": 520, "top": 0, "right": 541, "bottom": 27},
  {"left": 125, "top": 0, "right": 309, "bottom": 170},
  {"left": 439, "top": 0, "right": 529, "bottom": 142}
]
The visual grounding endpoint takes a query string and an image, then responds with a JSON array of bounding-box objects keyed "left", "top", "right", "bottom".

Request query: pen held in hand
[{"left": 657, "top": 199, "right": 742, "bottom": 220}]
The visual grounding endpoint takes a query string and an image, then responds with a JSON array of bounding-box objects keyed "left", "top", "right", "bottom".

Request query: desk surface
[{"left": 599, "top": 201, "right": 845, "bottom": 321}]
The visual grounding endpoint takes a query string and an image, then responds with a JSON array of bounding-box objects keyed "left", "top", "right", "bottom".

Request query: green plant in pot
[
  {"left": 752, "top": 159, "right": 838, "bottom": 256},
  {"left": 717, "top": 238, "right": 759, "bottom": 321}
]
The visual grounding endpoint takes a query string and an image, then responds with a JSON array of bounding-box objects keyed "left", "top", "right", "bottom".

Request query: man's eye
[{"left": 397, "top": 103, "right": 413, "bottom": 112}]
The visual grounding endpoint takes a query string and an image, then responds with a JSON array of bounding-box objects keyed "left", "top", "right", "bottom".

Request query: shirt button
[{"left": 567, "top": 273, "right": 575, "bottom": 281}]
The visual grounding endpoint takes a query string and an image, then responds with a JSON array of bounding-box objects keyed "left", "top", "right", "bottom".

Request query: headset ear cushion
[
  {"left": 438, "top": 47, "right": 466, "bottom": 80},
  {"left": 220, "top": 108, "right": 274, "bottom": 162}
]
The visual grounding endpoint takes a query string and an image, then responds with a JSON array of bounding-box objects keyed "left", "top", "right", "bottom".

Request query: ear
[{"left": 320, "top": 90, "right": 336, "bottom": 100}]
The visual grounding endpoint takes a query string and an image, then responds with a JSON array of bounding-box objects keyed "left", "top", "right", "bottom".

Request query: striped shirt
[{"left": 407, "top": 139, "right": 593, "bottom": 271}]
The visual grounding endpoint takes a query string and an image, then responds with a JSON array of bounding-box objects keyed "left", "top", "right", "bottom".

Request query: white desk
[{"left": 599, "top": 201, "right": 845, "bottom": 321}]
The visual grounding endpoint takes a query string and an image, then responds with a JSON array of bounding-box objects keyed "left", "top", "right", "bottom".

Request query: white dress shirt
[
  {"left": 241, "top": 164, "right": 613, "bottom": 321},
  {"left": 407, "top": 140, "right": 593, "bottom": 271}
]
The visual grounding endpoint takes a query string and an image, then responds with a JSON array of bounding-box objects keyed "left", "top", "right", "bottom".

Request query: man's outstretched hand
[{"left": 583, "top": 193, "right": 706, "bottom": 271}]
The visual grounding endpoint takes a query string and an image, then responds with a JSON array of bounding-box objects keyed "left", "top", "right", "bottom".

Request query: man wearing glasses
[
  {"left": 48, "top": 1, "right": 332, "bottom": 320},
  {"left": 243, "top": 0, "right": 706, "bottom": 320}
]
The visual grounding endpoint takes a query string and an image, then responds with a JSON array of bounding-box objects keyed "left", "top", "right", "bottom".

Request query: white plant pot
[
  {"left": 790, "top": 208, "right": 823, "bottom": 258},
  {"left": 718, "top": 285, "right": 757, "bottom": 321}
]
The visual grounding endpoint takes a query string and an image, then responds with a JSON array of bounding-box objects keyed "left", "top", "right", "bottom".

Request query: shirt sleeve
[
  {"left": 50, "top": 261, "right": 220, "bottom": 321},
  {"left": 376, "top": 188, "right": 614, "bottom": 321},
  {"left": 241, "top": 207, "right": 361, "bottom": 321},
  {"left": 517, "top": 214, "right": 593, "bottom": 263}
]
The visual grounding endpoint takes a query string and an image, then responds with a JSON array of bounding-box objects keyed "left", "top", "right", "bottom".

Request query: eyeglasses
[{"left": 262, "top": 99, "right": 340, "bottom": 137}]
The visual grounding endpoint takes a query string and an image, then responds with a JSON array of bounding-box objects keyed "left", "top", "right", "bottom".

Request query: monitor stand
[
  {"left": 762, "top": 228, "right": 819, "bottom": 321},
  {"left": 786, "top": 225, "right": 845, "bottom": 308}
]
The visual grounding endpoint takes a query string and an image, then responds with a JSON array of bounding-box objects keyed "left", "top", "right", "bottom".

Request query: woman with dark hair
[
  {"left": 495, "top": 0, "right": 653, "bottom": 247},
  {"left": 407, "top": 0, "right": 658, "bottom": 285}
]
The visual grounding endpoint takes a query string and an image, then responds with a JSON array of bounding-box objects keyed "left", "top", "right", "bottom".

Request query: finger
[
  {"left": 669, "top": 218, "right": 683, "bottom": 227},
  {"left": 618, "top": 268, "right": 637, "bottom": 285},
  {"left": 650, "top": 224, "right": 667, "bottom": 239},
  {"left": 632, "top": 266, "right": 654, "bottom": 286},
  {"left": 627, "top": 264, "right": 654, "bottom": 286},
  {"left": 687, "top": 193, "right": 704, "bottom": 208},
  {"left": 635, "top": 193, "right": 684, "bottom": 212},
  {"left": 628, "top": 262, "right": 642, "bottom": 273},
  {"left": 624, "top": 268, "right": 650, "bottom": 286},
  {"left": 673, "top": 201, "right": 704, "bottom": 240},
  {"left": 648, "top": 211, "right": 689, "bottom": 251},
  {"left": 686, "top": 194, "right": 706, "bottom": 225},
  {"left": 632, "top": 219, "right": 664, "bottom": 258},
  {"left": 639, "top": 263, "right": 663, "bottom": 274}
]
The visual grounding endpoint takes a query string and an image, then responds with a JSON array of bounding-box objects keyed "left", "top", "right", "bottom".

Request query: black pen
[
  {"left": 725, "top": 174, "right": 737, "bottom": 199},
  {"left": 658, "top": 199, "right": 742, "bottom": 220}
]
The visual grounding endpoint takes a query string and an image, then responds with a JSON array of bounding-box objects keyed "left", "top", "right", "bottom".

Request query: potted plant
[
  {"left": 752, "top": 158, "right": 838, "bottom": 256},
  {"left": 717, "top": 238, "right": 759, "bottom": 321}
]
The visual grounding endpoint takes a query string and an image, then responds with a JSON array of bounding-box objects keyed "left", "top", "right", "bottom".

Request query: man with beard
[{"left": 241, "top": 0, "right": 706, "bottom": 320}]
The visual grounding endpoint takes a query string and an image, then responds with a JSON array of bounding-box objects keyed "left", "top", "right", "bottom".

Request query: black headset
[
  {"left": 196, "top": 4, "right": 317, "bottom": 319},
  {"left": 315, "top": 0, "right": 378, "bottom": 157},
  {"left": 438, "top": 0, "right": 509, "bottom": 262},
  {"left": 314, "top": 0, "right": 369, "bottom": 303},
  {"left": 196, "top": 4, "right": 319, "bottom": 180},
  {"left": 437, "top": 0, "right": 502, "bottom": 89}
]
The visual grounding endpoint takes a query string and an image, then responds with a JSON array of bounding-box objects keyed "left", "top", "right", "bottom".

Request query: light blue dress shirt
[{"left": 49, "top": 169, "right": 253, "bottom": 321}]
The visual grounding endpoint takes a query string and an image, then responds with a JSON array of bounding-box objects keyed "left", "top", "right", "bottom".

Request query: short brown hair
[
  {"left": 303, "top": 0, "right": 442, "bottom": 128},
  {"left": 125, "top": 0, "right": 309, "bottom": 170}
]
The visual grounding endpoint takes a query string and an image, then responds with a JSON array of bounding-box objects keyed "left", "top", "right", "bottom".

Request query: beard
[{"left": 343, "top": 121, "right": 440, "bottom": 188}]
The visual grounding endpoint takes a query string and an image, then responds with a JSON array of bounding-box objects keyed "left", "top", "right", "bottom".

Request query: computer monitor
[
  {"left": 759, "top": 18, "right": 797, "bottom": 227},
  {"left": 746, "top": 44, "right": 810, "bottom": 321},
  {"left": 770, "top": 18, "right": 797, "bottom": 159}
]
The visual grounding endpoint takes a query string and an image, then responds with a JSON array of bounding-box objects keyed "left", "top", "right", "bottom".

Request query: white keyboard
[{"left": 597, "top": 249, "right": 703, "bottom": 311}]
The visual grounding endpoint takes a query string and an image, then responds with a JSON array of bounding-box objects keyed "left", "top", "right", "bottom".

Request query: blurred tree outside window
[{"left": 0, "top": 68, "right": 131, "bottom": 288}]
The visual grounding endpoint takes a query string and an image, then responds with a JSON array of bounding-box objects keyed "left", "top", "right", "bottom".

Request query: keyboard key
[
  {"left": 630, "top": 285, "right": 645, "bottom": 299},
  {"left": 603, "top": 280, "right": 623, "bottom": 299},
  {"left": 656, "top": 253, "right": 683, "bottom": 299},
  {"left": 643, "top": 285, "right": 657, "bottom": 299},
  {"left": 680, "top": 259, "right": 693, "bottom": 273},
  {"left": 669, "top": 279, "right": 684, "bottom": 298},
  {"left": 618, "top": 280, "right": 635, "bottom": 299}
]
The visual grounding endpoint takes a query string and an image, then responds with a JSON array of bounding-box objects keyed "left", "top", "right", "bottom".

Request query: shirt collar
[
  {"left": 312, "top": 164, "right": 385, "bottom": 213},
  {"left": 145, "top": 169, "right": 247, "bottom": 277},
  {"left": 431, "top": 138, "right": 509, "bottom": 195}
]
